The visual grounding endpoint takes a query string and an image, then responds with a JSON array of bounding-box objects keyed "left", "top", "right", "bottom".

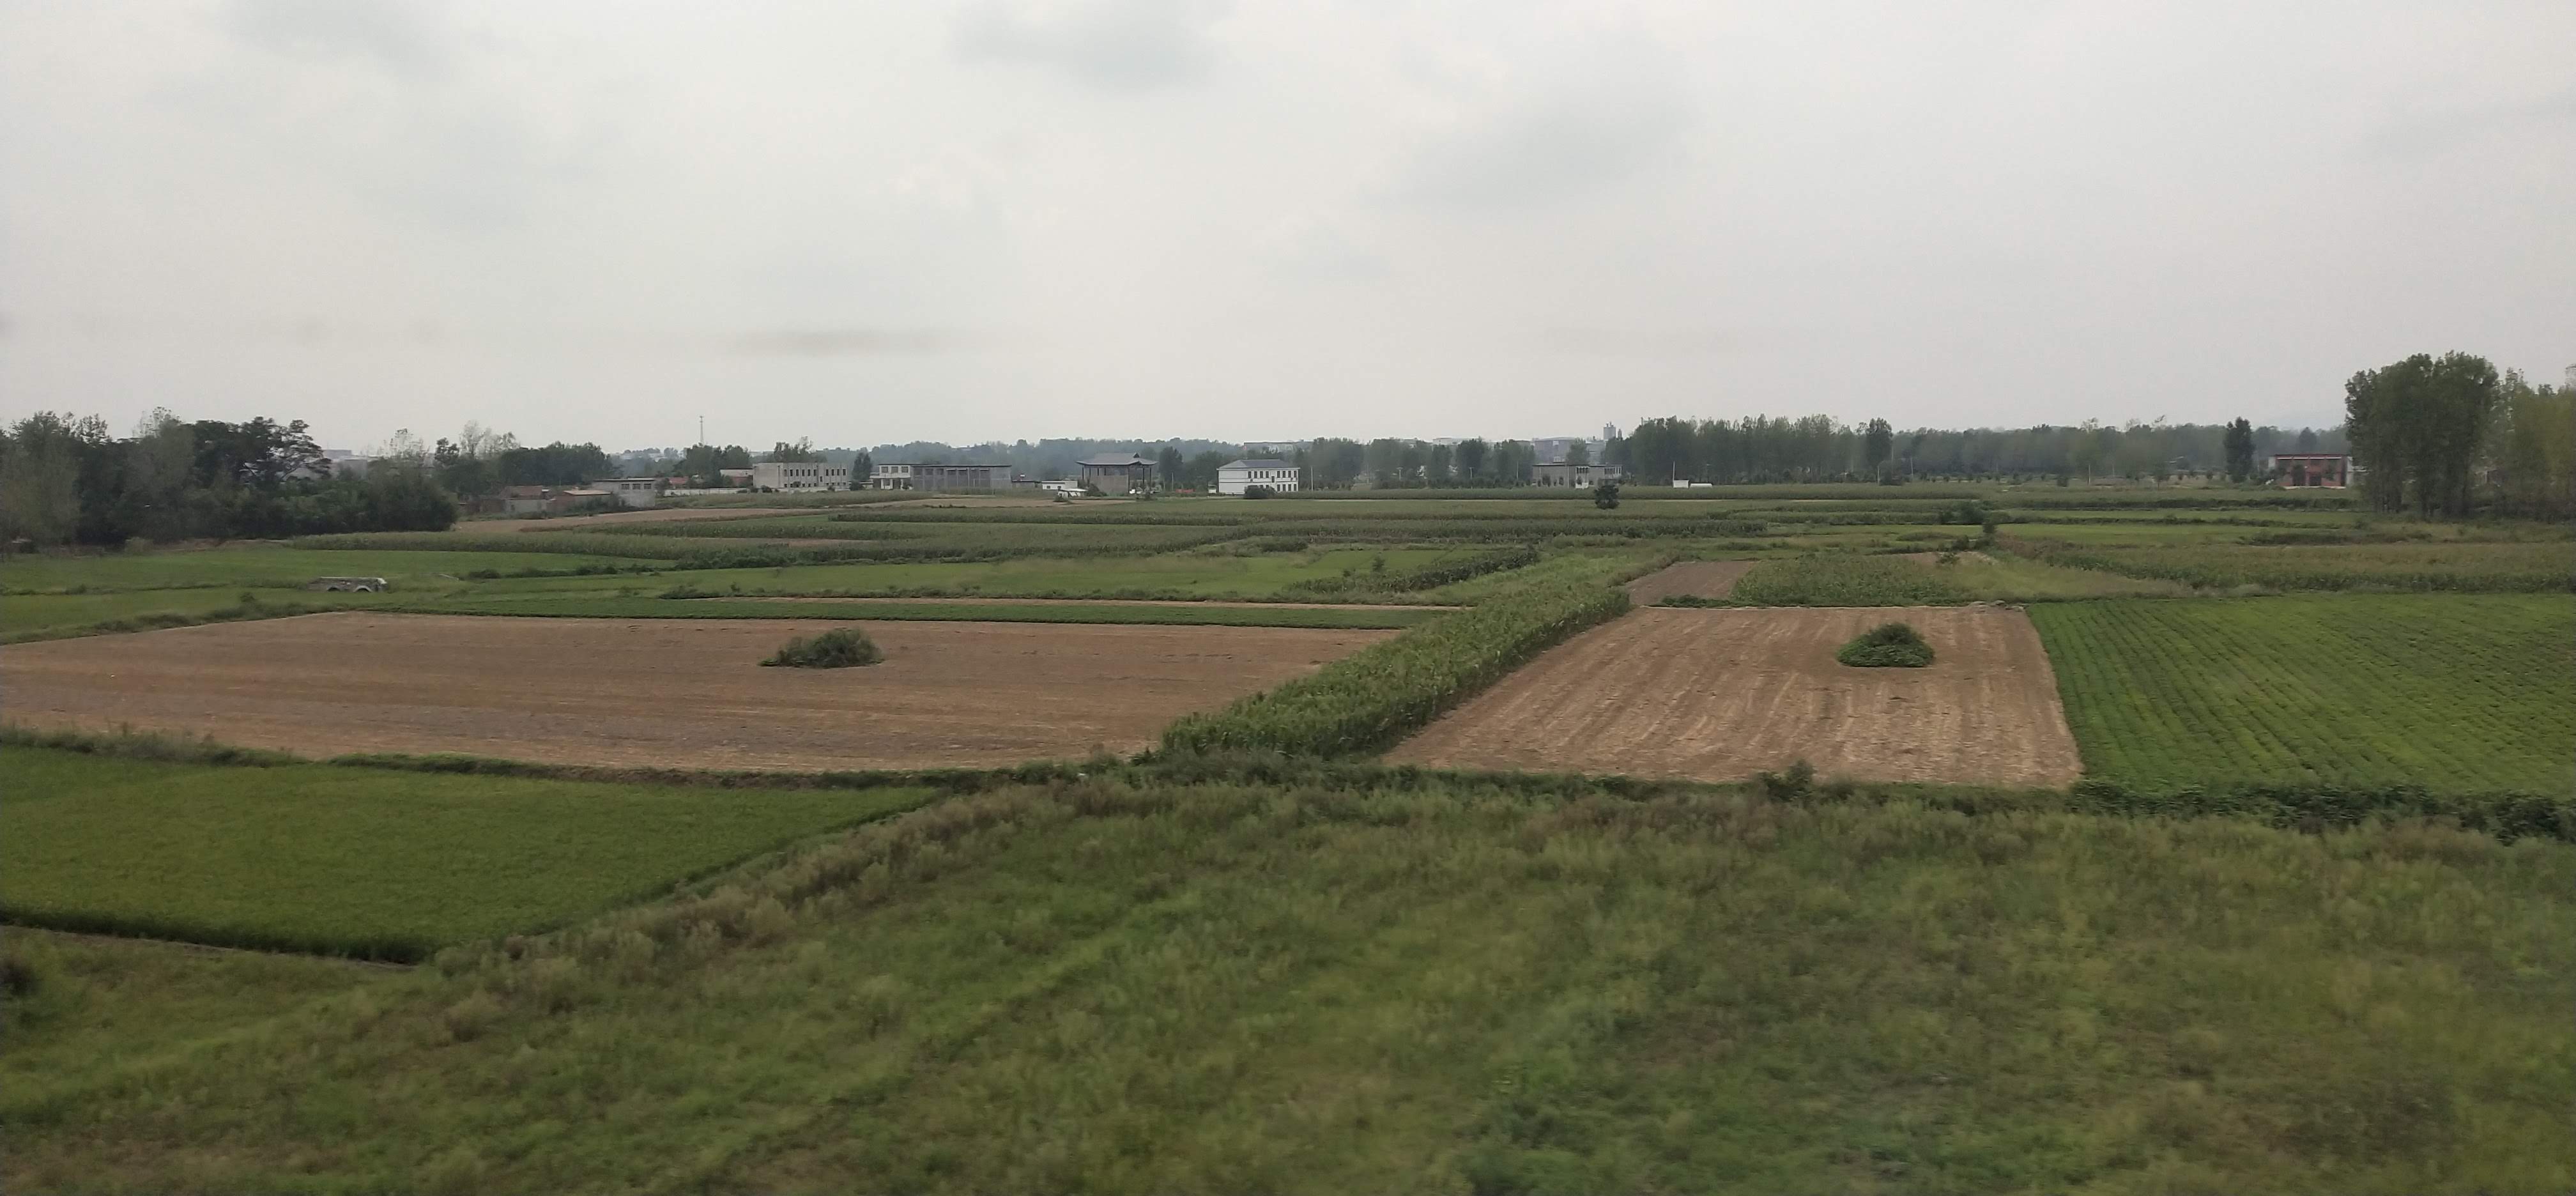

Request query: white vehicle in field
[{"left": 305, "top": 576, "right": 390, "bottom": 592}]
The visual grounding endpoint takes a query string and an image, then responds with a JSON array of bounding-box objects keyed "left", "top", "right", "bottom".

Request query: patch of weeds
[
  {"left": 1836, "top": 622, "right": 1933, "bottom": 668},
  {"left": 760, "top": 627, "right": 884, "bottom": 668}
]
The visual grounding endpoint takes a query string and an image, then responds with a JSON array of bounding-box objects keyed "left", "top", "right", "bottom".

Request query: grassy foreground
[
  {"left": 0, "top": 749, "right": 935, "bottom": 959},
  {"left": 5, "top": 776, "right": 2570, "bottom": 1193}
]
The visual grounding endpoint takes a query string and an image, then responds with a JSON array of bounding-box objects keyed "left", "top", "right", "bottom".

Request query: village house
[
  {"left": 1216, "top": 458, "right": 1301, "bottom": 494},
  {"left": 1077, "top": 454, "right": 1158, "bottom": 494}
]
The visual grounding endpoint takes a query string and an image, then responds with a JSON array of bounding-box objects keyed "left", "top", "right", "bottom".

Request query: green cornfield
[
  {"left": 1727, "top": 552, "right": 1970, "bottom": 606},
  {"left": 2028, "top": 595, "right": 2575, "bottom": 791}
]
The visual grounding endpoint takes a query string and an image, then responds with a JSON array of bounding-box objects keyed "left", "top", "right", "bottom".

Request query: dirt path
[
  {"left": 725, "top": 596, "right": 1462, "bottom": 611},
  {"left": 1384, "top": 606, "right": 2081, "bottom": 786},
  {"left": 1624, "top": 561, "right": 1756, "bottom": 604},
  {"left": 1, "top": 613, "right": 1395, "bottom": 771}
]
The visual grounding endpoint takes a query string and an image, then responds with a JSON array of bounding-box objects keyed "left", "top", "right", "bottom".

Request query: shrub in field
[
  {"left": 1593, "top": 482, "right": 1621, "bottom": 509},
  {"left": 1729, "top": 553, "right": 1968, "bottom": 606},
  {"left": 761, "top": 628, "right": 884, "bottom": 668},
  {"left": 1837, "top": 622, "right": 1933, "bottom": 667},
  {"left": 1161, "top": 578, "right": 1631, "bottom": 756},
  {"left": 1242, "top": 484, "right": 1276, "bottom": 498}
]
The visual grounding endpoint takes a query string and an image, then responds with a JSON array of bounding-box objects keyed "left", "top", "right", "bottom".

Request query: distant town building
[
  {"left": 1216, "top": 459, "right": 1301, "bottom": 495},
  {"left": 2268, "top": 453, "right": 2349, "bottom": 489},
  {"left": 870, "top": 463, "right": 1012, "bottom": 492},
  {"left": 1077, "top": 454, "right": 1158, "bottom": 494},
  {"left": 586, "top": 477, "right": 666, "bottom": 508},
  {"left": 1532, "top": 461, "right": 1625, "bottom": 489},
  {"left": 752, "top": 461, "right": 847, "bottom": 491}
]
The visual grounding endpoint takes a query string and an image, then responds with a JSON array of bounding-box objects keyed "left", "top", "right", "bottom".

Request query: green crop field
[
  {"left": 2007, "top": 537, "right": 2573, "bottom": 592},
  {"left": 0, "top": 546, "right": 657, "bottom": 593},
  {"left": 1723, "top": 552, "right": 1971, "bottom": 606},
  {"left": 0, "top": 748, "right": 935, "bottom": 960},
  {"left": 2029, "top": 595, "right": 2576, "bottom": 792},
  {"left": 5, "top": 775, "right": 2568, "bottom": 1193}
]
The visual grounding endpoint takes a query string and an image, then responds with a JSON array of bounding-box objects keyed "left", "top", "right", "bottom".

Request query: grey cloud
[
  {"left": 2366, "top": 86, "right": 2576, "bottom": 158},
  {"left": 953, "top": 0, "right": 1225, "bottom": 90},
  {"left": 1391, "top": 77, "right": 1692, "bottom": 211},
  {"left": 225, "top": 0, "right": 455, "bottom": 78}
]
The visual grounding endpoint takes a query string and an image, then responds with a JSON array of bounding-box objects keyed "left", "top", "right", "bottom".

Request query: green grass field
[
  {"left": 1725, "top": 552, "right": 1972, "bottom": 606},
  {"left": 0, "top": 749, "right": 936, "bottom": 960},
  {"left": 2009, "top": 538, "right": 2572, "bottom": 592},
  {"left": 2029, "top": 595, "right": 2575, "bottom": 792},
  {"left": 470, "top": 546, "right": 1474, "bottom": 601},
  {"left": 4, "top": 777, "right": 2568, "bottom": 1193},
  {"left": 0, "top": 546, "right": 657, "bottom": 593}
]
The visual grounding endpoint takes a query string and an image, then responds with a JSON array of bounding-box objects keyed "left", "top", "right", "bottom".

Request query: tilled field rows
[
  {"left": 1386, "top": 606, "right": 2082, "bottom": 786},
  {"left": 0, "top": 613, "right": 1396, "bottom": 771}
]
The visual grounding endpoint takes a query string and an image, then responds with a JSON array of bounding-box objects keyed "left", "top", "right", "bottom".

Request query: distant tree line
[
  {"left": 1615, "top": 415, "right": 2350, "bottom": 486},
  {"left": 1, "top": 411, "right": 456, "bottom": 546}
]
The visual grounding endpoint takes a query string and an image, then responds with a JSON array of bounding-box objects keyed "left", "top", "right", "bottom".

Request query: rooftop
[
  {"left": 1222, "top": 459, "right": 1296, "bottom": 470},
  {"left": 1078, "top": 454, "right": 1157, "bottom": 467}
]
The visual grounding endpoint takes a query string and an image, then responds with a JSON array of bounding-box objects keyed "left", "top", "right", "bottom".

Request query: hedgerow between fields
[{"left": 1160, "top": 579, "right": 1632, "bottom": 756}]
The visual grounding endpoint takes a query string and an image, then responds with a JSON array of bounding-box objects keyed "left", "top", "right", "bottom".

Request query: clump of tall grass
[
  {"left": 760, "top": 627, "right": 884, "bottom": 668},
  {"left": 1836, "top": 622, "right": 1933, "bottom": 667}
]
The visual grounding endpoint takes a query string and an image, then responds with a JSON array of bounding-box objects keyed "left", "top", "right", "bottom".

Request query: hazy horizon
[{"left": 4, "top": 1, "right": 2568, "bottom": 450}]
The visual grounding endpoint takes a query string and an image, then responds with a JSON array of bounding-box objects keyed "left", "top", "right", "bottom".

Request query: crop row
[
  {"left": 2027, "top": 595, "right": 2573, "bottom": 792},
  {"left": 401, "top": 597, "right": 1439, "bottom": 630},
  {"left": 1159, "top": 578, "right": 1632, "bottom": 756},
  {"left": 1721, "top": 553, "right": 1970, "bottom": 606},
  {"left": 1281, "top": 545, "right": 1539, "bottom": 599},
  {"left": 1999, "top": 535, "right": 2572, "bottom": 592}
]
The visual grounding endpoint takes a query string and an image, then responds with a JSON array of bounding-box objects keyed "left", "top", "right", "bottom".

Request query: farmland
[
  {"left": 0, "top": 747, "right": 933, "bottom": 959},
  {"left": 2029, "top": 595, "right": 2575, "bottom": 792},
  {"left": 1385, "top": 606, "right": 2083, "bottom": 786},
  {"left": 5, "top": 773, "right": 2570, "bottom": 1193},
  {"left": 4, "top": 480, "right": 2572, "bottom": 1192},
  {"left": 0, "top": 612, "right": 1397, "bottom": 770}
]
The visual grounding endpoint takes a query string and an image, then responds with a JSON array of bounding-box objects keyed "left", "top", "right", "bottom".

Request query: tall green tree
[
  {"left": 765, "top": 438, "right": 823, "bottom": 463},
  {"left": 2346, "top": 351, "right": 2501, "bottom": 516},
  {"left": 1563, "top": 439, "right": 1590, "bottom": 466},
  {"left": 1453, "top": 438, "right": 1489, "bottom": 484},
  {"left": 2222, "top": 418, "right": 2255, "bottom": 482},
  {"left": 1862, "top": 418, "right": 1894, "bottom": 470},
  {"left": 1157, "top": 445, "right": 1185, "bottom": 489}
]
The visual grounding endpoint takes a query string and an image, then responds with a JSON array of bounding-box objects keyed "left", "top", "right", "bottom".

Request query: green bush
[
  {"left": 1836, "top": 622, "right": 1933, "bottom": 667},
  {"left": 1161, "top": 578, "right": 1631, "bottom": 756},
  {"left": 760, "top": 628, "right": 884, "bottom": 668}
]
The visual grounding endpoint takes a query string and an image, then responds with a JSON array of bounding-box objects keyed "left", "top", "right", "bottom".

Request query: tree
[
  {"left": 1489, "top": 440, "right": 1537, "bottom": 485},
  {"left": 1593, "top": 482, "right": 1620, "bottom": 509},
  {"left": 766, "top": 438, "right": 822, "bottom": 463},
  {"left": 1563, "top": 439, "right": 1590, "bottom": 466},
  {"left": 1157, "top": 445, "right": 1185, "bottom": 489},
  {"left": 1184, "top": 450, "right": 1230, "bottom": 491},
  {"left": 2222, "top": 418, "right": 2255, "bottom": 482},
  {"left": 2345, "top": 351, "right": 2501, "bottom": 517},
  {"left": 1453, "top": 438, "right": 1489, "bottom": 484},
  {"left": 1602, "top": 429, "right": 1627, "bottom": 468},
  {"left": 0, "top": 413, "right": 90, "bottom": 544},
  {"left": 1862, "top": 418, "right": 1894, "bottom": 470},
  {"left": 848, "top": 450, "right": 874, "bottom": 486},
  {"left": 1423, "top": 443, "right": 1453, "bottom": 487},
  {"left": 497, "top": 442, "right": 613, "bottom": 487}
]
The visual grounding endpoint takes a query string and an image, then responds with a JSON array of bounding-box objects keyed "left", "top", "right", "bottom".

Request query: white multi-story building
[
  {"left": 1216, "top": 458, "right": 1301, "bottom": 495},
  {"left": 588, "top": 477, "right": 666, "bottom": 508},
  {"left": 752, "top": 461, "right": 848, "bottom": 491},
  {"left": 869, "top": 463, "right": 1012, "bottom": 491}
]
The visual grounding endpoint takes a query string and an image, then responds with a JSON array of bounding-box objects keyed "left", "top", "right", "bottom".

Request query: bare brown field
[
  {"left": 0, "top": 613, "right": 1394, "bottom": 770},
  {"left": 1624, "top": 560, "right": 1756, "bottom": 604},
  {"left": 1385, "top": 606, "right": 2081, "bottom": 786}
]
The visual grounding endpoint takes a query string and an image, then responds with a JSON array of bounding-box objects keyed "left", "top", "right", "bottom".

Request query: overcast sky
[{"left": 2, "top": 1, "right": 2569, "bottom": 451}]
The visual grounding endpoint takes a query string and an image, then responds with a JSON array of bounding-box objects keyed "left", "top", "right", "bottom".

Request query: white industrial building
[
  {"left": 870, "top": 463, "right": 1013, "bottom": 491},
  {"left": 588, "top": 477, "right": 666, "bottom": 508},
  {"left": 1216, "top": 458, "right": 1301, "bottom": 494},
  {"left": 752, "top": 461, "right": 849, "bottom": 491}
]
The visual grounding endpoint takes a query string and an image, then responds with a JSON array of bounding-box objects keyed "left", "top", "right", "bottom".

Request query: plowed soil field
[
  {"left": 1, "top": 613, "right": 1393, "bottom": 770},
  {"left": 1386, "top": 606, "right": 2081, "bottom": 786},
  {"left": 1624, "top": 561, "right": 1756, "bottom": 604}
]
